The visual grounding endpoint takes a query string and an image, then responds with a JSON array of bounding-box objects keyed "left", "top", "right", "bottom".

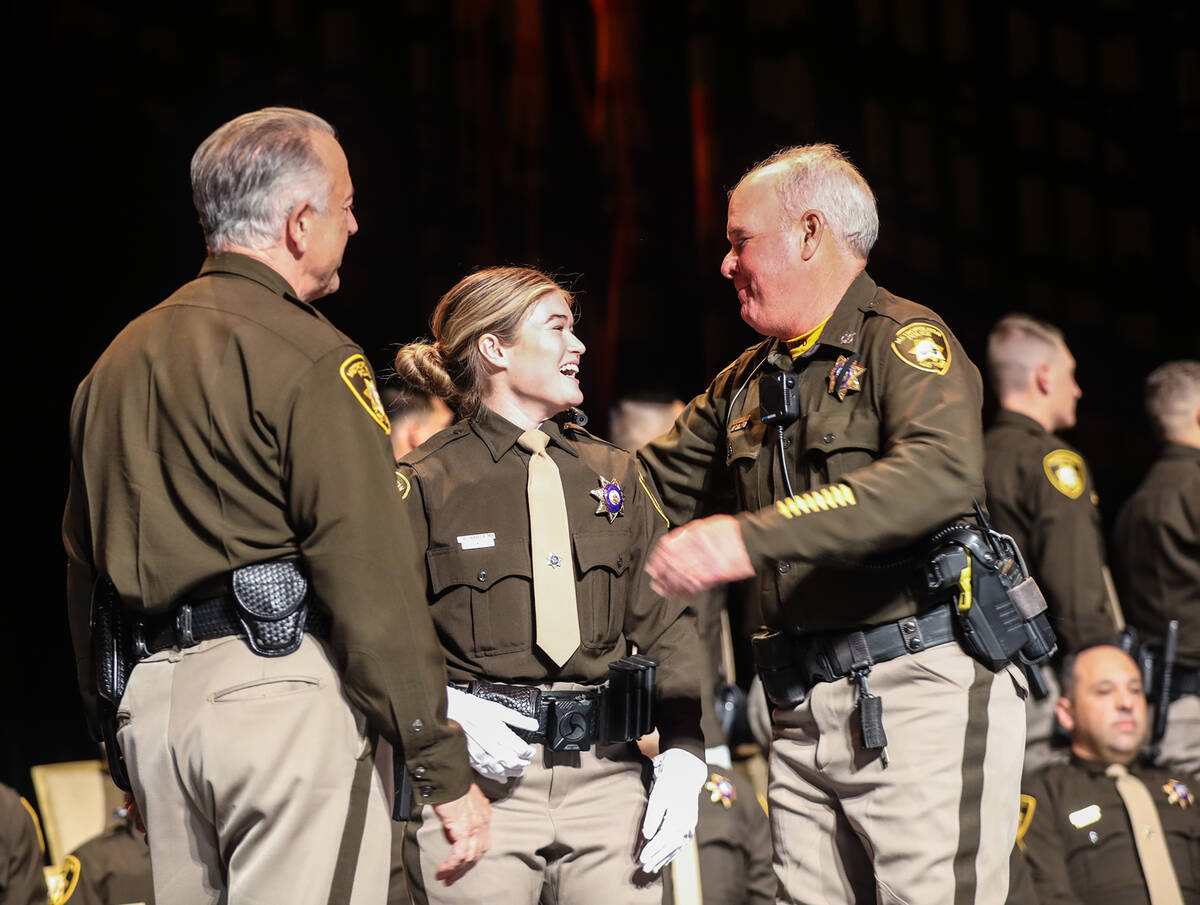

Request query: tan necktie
[
  {"left": 1105, "top": 763, "right": 1185, "bottom": 905},
  {"left": 518, "top": 429, "right": 581, "bottom": 666}
]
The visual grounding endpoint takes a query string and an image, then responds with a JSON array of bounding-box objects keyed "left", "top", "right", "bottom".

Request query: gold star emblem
[
  {"left": 828, "top": 355, "right": 866, "bottom": 401},
  {"left": 589, "top": 476, "right": 625, "bottom": 524}
]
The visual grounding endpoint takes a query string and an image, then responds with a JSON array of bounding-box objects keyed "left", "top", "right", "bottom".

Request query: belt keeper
[
  {"left": 899, "top": 616, "right": 924, "bottom": 652},
  {"left": 176, "top": 603, "right": 195, "bottom": 648},
  {"left": 132, "top": 621, "right": 149, "bottom": 660},
  {"left": 847, "top": 631, "right": 873, "bottom": 677}
]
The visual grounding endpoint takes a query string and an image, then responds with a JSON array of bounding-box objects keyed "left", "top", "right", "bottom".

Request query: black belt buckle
[{"left": 540, "top": 690, "right": 597, "bottom": 752}]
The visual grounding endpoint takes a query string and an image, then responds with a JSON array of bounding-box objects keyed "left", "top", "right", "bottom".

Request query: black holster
[
  {"left": 89, "top": 576, "right": 134, "bottom": 792},
  {"left": 918, "top": 525, "right": 1057, "bottom": 672}
]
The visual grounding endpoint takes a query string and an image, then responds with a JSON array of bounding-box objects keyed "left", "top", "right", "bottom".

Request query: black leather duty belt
[
  {"left": 136, "top": 595, "right": 330, "bottom": 657},
  {"left": 459, "top": 681, "right": 604, "bottom": 753},
  {"left": 755, "top": 604, "right": 958, "bottom": 690}
]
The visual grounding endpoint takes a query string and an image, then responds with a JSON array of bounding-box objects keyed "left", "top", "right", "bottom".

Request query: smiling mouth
[{"left": 560, "top": 363, "right": 580, "bottom": 378}]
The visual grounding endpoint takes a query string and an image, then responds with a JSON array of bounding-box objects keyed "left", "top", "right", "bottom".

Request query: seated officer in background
[
  {"left": 62, "top": 107, "right": 487, "bottom": 905},
  {"left": 59, "top": 805, "right": 153, "bottom": 905},
  {"left": 1113, "top": 360, "right": 1200, "bottom": 776},
  {"left": 1016, "top": 646, "right": 1198, "bottom": 905},
  {"left": 984, "top": 314, "right": 1121, "bottom": 774},
  {"left": 641, "top": 143, "right": 1027, "bottom": 905}
]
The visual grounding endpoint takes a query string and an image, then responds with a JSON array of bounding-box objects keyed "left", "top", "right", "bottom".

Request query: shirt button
[
  {"left": 823, "top": 433, "right": 836, "bottom": 444},
  {"left": 412, "top": 719, "right": 424, "bottom": 732},
  {"left": 782, "top": 437, "right": 792, "bottom": 448},
  {"left": 777, "top": 561, "right": 791, "bottom": 574},
  {"left": 727, "top": 443, "right": 733, "bottom": 457},
  {"left": 420, "top": 785, "right": 434, "bottom": 798},
  {"left": 413, "top": 765, "right": 427, "bottom": 778},
  {"left": 477, "top": 570, "right": 488, "bottom": 583},
  {"left": 616, "top": 555, "right": 624, "bottom": 568}
]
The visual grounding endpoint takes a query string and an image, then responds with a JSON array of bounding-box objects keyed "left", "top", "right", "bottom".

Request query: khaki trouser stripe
[
  {"left": 953, "top": 660, "right": 993, "bottom": 905},
  {"left": 329, "top": 732, "right": 378, "bottom": 905}
]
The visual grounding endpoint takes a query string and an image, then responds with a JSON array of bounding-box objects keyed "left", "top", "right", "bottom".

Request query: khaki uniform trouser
[
  {"left": 1021, "top": 668, "right": 1068, "bottom": 779},
  {"left": 405, "top": 697, "right": 660, "bottom": 905},
  {"left": 1151, "top": 692, "right": 1200, "bottom": 776},
  {"left": 768, "top": 642, "right": 1026, "bottom": 905},
  {"left": 118, "top": 635, "right": 391, "bottom": 905}
]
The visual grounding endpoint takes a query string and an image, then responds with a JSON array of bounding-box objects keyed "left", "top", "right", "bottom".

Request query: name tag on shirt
[{"left": 458, "top": 533, "right": 496, "bottom": 550}]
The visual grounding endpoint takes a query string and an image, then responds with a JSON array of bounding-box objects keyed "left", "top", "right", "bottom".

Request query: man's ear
[
  {"left": 1034, "top": 360, "right": 1053, "bottom": 396},
  {"left": 1054, "top": 696, "right": 1075, "bottom": 734},
  {"left": 797, "top": 211, "right": 825, "bottom": 262},
  {"left": 284, "top": 199, "right": 314, "bottom": 256},
  {"left": 477, "top": 333, "right": 506, "bottom": 370}
]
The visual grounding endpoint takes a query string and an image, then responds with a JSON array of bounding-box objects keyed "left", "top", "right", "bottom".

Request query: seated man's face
[{"left": 1057, "top": 646, "right": 1146, "bottom": 765}]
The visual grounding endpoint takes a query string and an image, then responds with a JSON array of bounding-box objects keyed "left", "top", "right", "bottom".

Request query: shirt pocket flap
[
  {"left": 801, "top": 411, "right": 881, "bottom": 455},
  {"left": 572, "top": 530, "right": 633, "bottom": 576},
  {"left": 427, "top": 541, "right": 532, "bottom": 594}
]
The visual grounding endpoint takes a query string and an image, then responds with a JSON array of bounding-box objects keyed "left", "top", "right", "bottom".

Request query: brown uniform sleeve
[
  {"left": 735, "top": 320, "right": 984, "bottom": 569},
  {"left": 623, "top": 468, "right": 705, "bottom": 760},
  {"left": 1019, "top": 774, "right": 1086, "bottom": 905},
  {"left": 1027, "top": 465, "right": 1117, "bottom": 652},
  {"left": 280, "top": 347, "right": 470, "bottom": 805},
  {"left": 64, "top": 445, "right": 100, "bottom": 738},
  {"left": 0, "top": 788, "right": 48, "bottom": 905},
  {"left": 638, "top": 365, "right": 741, "bottom": 529}
]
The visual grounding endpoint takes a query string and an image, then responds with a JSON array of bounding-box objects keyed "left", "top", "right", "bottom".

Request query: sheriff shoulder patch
[
  {"left": 1043, "top": 449, "right": 1086, "bottom": 499},
  {"left": 339, "top": 354, "right": 391, "bottom": 435},
  {"left": 395, "top": 469, "right": 411, "bottom": 499},
  {"left": 50, "top": 854, "right": 81, "bottom": 905},
  {"left": 890, "top": 322, "right": 951, "bottom": 375}
]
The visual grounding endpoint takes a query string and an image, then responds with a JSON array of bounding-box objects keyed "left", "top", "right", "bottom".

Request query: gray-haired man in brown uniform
[
  {"left": 63, "top": 107, "right": 488, "bottom": 905},
  {"left": 640, "top": 144, "right": 1027, "bottom": 904}
]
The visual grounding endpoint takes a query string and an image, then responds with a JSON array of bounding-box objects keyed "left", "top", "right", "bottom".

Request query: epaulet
[
  {"left": 399, "top": 421, "right": 472, "bottom": 467},
  {"left": 716, "top": 338, "right": 775, "bottom": 382},
  {"left": 861, "top": 288, "right": 945, "bottom": 328},
  {"left": 561, "top": 420, "right": 605, "bottom": 445}
]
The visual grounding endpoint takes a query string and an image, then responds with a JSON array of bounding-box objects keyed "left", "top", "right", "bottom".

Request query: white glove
[
  {"left": 639, "top": 747, "right": 708, "bottom": 873},
  {"left": 445, "top": 686, "right": 540, "bottom": 782}
]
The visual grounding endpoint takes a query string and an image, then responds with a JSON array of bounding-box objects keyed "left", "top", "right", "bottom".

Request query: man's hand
[
  {"left": 445, "top": 687, "right": 539, "bottom": 781},
  {"left": 645, "top": 514, "right": 755, "bottom": 598},
  {"left": 639, "top": 748, "right": 709, "bottom": 873},
  {"left": 123, "top": 791, "right": 147, "bottom": 843},
  {"left": 431, "top": 783, "right": 491, "bottom": 884}
]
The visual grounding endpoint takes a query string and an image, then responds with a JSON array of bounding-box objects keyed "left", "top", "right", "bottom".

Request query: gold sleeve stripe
[
  {"left": 18, "top": 796, "right": 44, "bottom": 853},
  {"left": 775, "top": 484, "right": 858, "bottom": 520},
  {"left": 639, "top": 474, "right": 670, "bottom": 528}
]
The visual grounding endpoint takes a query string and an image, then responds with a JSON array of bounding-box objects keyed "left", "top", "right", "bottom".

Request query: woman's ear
[{"left": 477, "top": 333, "right": 506, "bottom": 370}]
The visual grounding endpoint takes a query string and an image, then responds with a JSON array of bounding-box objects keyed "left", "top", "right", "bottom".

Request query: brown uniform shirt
[
  {"left": 0, "top": 784, "right": 46, "bottom": 905},
  {"left": 983, "top": 410, "right": 1117, "bottom": 654},
  {"left": 639, "top": 271, "right": 985, "bottom": 633},
  {"left": 62, "top": 821, "right": 154, "bottom": 905},
  {"left": 1113, "top": 443, "right": 1200, "bottom": 669},
  {"left": 1017, "top": 758, "right": 1200, "bottom": 905},
  {"left": 62, "top": 253, "right": 470, "bottom": 804},
  {"left": 396, "top": 406, "right": 704, "bottom": 758}
]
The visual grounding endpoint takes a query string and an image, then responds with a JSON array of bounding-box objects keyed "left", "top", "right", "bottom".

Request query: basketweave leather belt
[{"left": 137, "top": 594, "right": 330, "bottom": 656}]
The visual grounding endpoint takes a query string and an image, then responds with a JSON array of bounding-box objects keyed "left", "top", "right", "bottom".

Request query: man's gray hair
[
  {"left": 986, "top": 313, "right": 1066, "bottom": 399},
  {"left": 1145, "top": 360, "right": 1200, "bottom": 442},
  {"left": 191, "top": 107, "right": 336, "bottom": 252},
  {"left": 739, "top": 144, "right": 879, "bottom": 260}
]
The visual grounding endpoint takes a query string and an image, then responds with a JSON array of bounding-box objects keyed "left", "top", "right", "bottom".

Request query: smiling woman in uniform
[{"left": 392, "top": 267, "right": 706, "bottom": 905}]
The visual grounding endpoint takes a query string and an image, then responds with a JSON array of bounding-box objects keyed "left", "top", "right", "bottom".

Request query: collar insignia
[
  {"left": 589, "top": 476, "right": 625, "bottom": 523},
  {"left": 1163, "top": 779, "right": 1193, "bottom": 807},
  {"left": 828, "top": 354, "right": 866, "bottom": 401},
  {"left": 705, "top": 772, "right": 736, "bottom": 809}
]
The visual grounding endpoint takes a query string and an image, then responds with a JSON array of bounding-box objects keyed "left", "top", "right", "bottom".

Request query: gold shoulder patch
[
  {"left": 395, "top": 469, "right": 411, "bottom": 499},
  {"left": 1016, "top": 794, "right": 1036, "bottom": 852},
  {"left": 1043, "top": 449, "right": 1086, "bottom": 499},
  {"left": 339, "top": 354, "right": 391, "bottom": 435},
  {"left": 49, "top": 854, "right": 81, "bottom": 905},
  {"left": 890, "top": 322, "right": 951, "bottom": 375},
  {"left": 18, "top": 796, "right": 44, "bottom": 853}
]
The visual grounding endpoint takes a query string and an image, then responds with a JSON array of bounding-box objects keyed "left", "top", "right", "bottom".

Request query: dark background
[{"left": 5, "top": 0, "right": 1198, "bottom": 802}]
